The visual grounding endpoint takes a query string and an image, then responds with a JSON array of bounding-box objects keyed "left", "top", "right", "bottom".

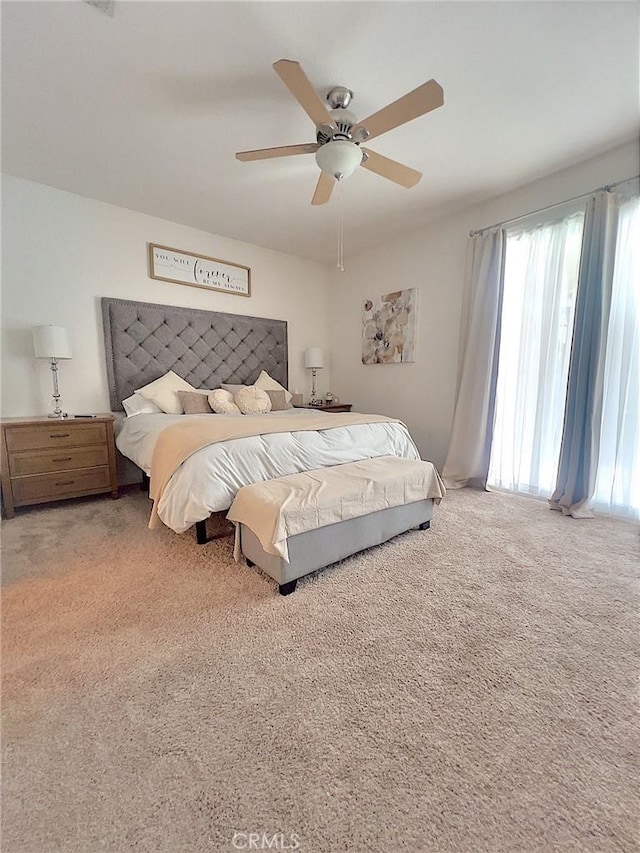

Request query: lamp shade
[
  {"left": 315, "top": 140, "right": 362, "bottom": 181},
  {"left": 33, "top": 326, "right": 72, "bottom": 359},
  {"left": 304, "top": 347, "right": 324, "bottom": 369}
]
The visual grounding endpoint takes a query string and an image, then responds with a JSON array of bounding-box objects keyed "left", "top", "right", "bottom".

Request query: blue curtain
[{"left": 549, "top": 191, "right": 619, "bottom": 517}]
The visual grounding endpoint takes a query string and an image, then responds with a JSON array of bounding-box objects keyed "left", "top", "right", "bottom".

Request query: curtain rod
[{"left": 469, "top": 174, "right": 639, "bottom": 237}]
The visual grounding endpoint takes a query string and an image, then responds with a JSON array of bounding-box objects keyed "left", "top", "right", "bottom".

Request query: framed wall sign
[{"left": 148, "top": 243, "right": 251, "bottom": 297}]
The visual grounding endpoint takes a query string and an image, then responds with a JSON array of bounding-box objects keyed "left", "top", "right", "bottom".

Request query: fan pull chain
[{"left": 337, "top": 182, "right": 345, "bottom": 272}]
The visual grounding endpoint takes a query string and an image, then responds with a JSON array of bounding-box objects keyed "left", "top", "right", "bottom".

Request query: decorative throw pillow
[
  {"left": 176, "top": 390, "right": 215, "bottom": 415},
  {"left": 235, "top": 386, "right": 272, "bottom": 415},
  {"left": 122, "top": 393, "right": 163, "bottom": 417},
  {"left": 208, "top": 389, "right": 241, "bottom": 415},
  {"left": 253, "top": 370, "right": 293, "bottom": 404},
  {"left": 135, "top": 371, "right": 196, "bottom": 414},
  {"left": 265, "top": 389, "right": 292, "bottom": 411}
]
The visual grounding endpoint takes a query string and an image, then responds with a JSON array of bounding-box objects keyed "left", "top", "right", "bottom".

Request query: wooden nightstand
[
  {"left": 294, "top": 403, "right": 353, "bottom": 413},
  {"left": 0, "top": 415, "right": 118, "bottom": 519}
]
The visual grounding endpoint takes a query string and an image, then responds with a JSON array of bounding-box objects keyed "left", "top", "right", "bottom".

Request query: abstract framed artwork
[
  {"left": 362, "top": 288, "right": 417, "bottom": 364},
  {"left": 148, "top": 243, "right": 251, "bottom": 297}
]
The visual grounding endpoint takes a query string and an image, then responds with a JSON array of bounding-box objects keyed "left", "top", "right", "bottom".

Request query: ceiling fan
[{"left": 236, "top": 60, "right": 444, "bottom": 206}]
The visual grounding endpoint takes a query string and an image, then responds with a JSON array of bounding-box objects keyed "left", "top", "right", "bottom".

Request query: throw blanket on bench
[
  {"left": 227, "top": 456, "right": 446, "bottom": 561},
  {"left": 148, "top": 412, "right": 403, "bottom": 529}
]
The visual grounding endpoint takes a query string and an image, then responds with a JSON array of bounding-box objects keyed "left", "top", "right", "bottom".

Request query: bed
[{"left": 102, "top": 297, "right": 420, "bottom": 539}]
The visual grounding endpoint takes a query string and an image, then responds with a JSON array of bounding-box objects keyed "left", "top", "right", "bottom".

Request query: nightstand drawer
[
  {"left": 5, "top": 422, "right": 107, "bottom": 452},
  {"left": 9, "top": 446, "right": 110, "bottom": 477},
  {"left": 12, "top": 467, "right": 112, "bottom": 503}
]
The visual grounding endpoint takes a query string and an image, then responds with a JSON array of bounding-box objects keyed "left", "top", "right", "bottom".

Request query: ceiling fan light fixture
[
  {"left": 237, "top": 60, "right": 442, "bottom": 203},
  {"left": 315, "top": 140, "right": 362, "bottom": 181}
]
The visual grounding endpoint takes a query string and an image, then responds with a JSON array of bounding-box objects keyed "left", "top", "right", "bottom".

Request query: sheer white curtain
[
  {"left": 488, "top": 211, "right": 585, "bottom": 496},
  {"left": 591, "top": 196, "right": 640, "bottom": 519}
]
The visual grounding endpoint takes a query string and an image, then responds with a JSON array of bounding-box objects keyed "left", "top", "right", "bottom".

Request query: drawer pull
[
  {"left": 50, "top": 434, "right": 70, "bottom": 439},
  {"left": 52, "top": 457, "right": 72, "bottom": 463},
  {"left": 55, "top": 480, "right": 75, "bottom": 486}
]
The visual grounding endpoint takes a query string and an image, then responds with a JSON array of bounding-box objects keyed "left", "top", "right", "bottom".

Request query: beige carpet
[{"left": 2, "top": 487, "right": 638, "bottom": 852}]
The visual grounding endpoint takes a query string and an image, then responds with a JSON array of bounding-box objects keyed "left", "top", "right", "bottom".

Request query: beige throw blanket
[
  {"left": 148, "top": 411, "right": 403, "bottom": 528},
  {"left": 227, "top": 456, "right": 446, "bottom": 561}
]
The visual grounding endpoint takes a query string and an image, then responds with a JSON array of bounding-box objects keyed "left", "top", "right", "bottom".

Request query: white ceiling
[{"left": 2, "top": 1, "right": 638, "bottom": 264}]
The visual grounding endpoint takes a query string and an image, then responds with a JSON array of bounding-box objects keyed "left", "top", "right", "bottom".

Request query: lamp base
[
  {"left": 309, "top": 398, "right": 324, "bottom": 407},
  {"left": 47, "top": 362, "right": 68, "bottom": 419}
]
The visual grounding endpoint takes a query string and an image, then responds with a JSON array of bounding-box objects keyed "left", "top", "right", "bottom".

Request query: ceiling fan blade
[
  {"left": 360, "top": 148, "right": 422, "bottom": 188},
  {"left": 311, "top": 172, "right": 335, "bottom": 206},
  {"left": 273, "top": 59, "right": 336, "bottom": 130},
  {"left": 236, "top": 143, "right": 319, "bottom": 162},
  {"left": 353, "top": 79, "right": 444, "bottom": 142}
]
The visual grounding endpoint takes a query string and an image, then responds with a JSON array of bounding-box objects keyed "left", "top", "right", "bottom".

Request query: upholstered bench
[{"left": 227, "top": 456, "right": 445, "bottom": 595}]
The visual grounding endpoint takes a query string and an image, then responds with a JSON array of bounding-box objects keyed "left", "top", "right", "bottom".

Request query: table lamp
[
  {"left": 33, "top": 325, "right": 73, "bottom": 418},
  {"left": 304, "top": 347, "right": 324, "bottom": 406}
]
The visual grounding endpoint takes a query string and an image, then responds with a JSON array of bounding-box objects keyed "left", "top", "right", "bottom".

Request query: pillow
[
  {"left": 221, "top": 383, "right": 250, "bottom": 396},
  {"left": 235, "top": 386, "right": 272, "bottom": 415},
  {"left": 136, "top": 371, "right": 196, "bottom": 414},
  {"left": 253, "top": 370, "right": 293, "bottom": 404},
  {"left": 122, "top": 393, "right": 163, "bottom": 417},
  {"left": 265, "top": 389, "right": 292, "bottom": 411},
  {"left": 176, "top": 390, "right": 214, "bottom": 415},
  {"left": 208, "top": 389, "right": 241, "bottom": 415}
]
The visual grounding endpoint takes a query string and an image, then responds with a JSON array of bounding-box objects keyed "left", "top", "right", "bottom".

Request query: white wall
[
  {"left": 327, "top": 140, "right": 639, "bottom": 469},
  {"left": 3, "top": 140, "right": 637, "bottom": 476},
  {"left": 1, "top": 176, "right": 331, "bottom": 420}
]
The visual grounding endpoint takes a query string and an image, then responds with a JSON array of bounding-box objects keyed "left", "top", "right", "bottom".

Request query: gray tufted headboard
[{"left": 101, "top": 297, "right": 288, "bottom": 410}]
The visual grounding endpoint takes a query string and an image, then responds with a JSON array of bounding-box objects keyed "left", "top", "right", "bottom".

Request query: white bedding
[{"left": 116, "top": 410, "right": 420, "bottom": 533}]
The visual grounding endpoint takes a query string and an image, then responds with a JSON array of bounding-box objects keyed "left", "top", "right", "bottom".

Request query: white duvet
[{"left": 116, "top": 410, "right": 420, "bottom": 533}]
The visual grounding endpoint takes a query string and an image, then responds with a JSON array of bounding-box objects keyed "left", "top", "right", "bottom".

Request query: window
[
  {"left": 488, "top": 192, "right": 639, "bottom": 520},
  {"left": 591, "top": 196, "right": 640, "bottom": 519},
  {"left": 488, "top": 211, "right": 585, "bottom": 496}
]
